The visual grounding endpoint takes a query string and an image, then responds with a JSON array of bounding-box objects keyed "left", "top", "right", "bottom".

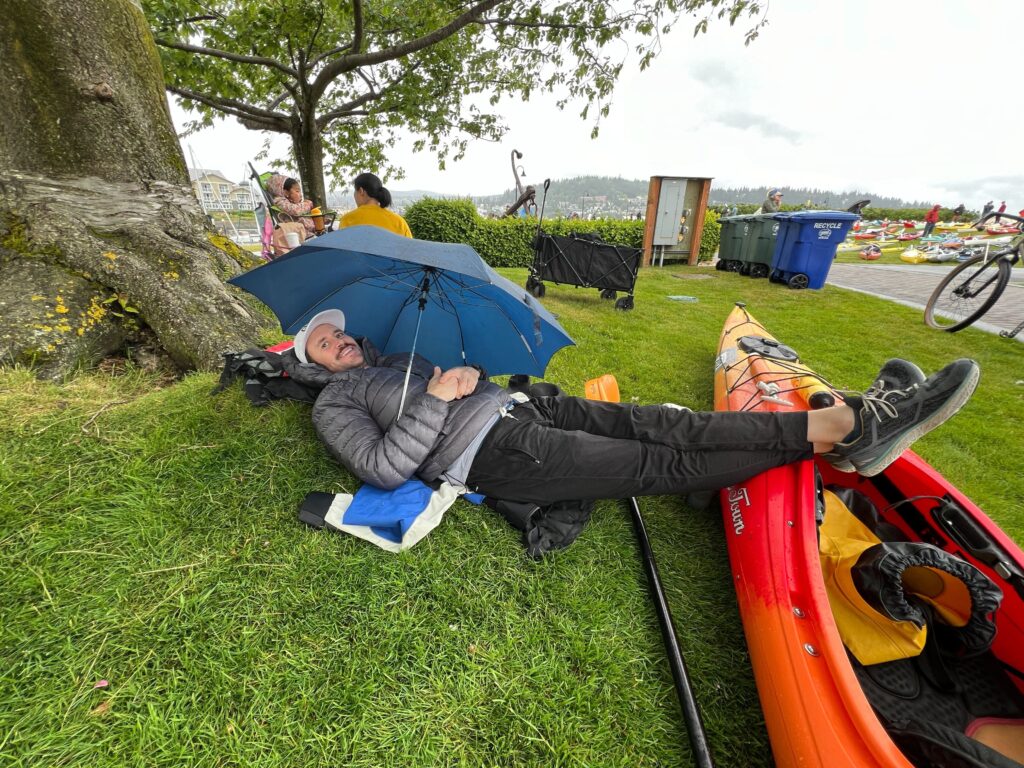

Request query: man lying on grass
[{"left": 283, "top": 308, "right": 980, "bottom": 506}]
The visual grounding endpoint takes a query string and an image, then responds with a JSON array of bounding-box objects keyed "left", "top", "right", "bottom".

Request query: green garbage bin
[
  {"left": 738, "top": 213, "right": 780, "bottom": 278},
  {"left": 716, "top": 215, "right": 750, "bottom": 272}
]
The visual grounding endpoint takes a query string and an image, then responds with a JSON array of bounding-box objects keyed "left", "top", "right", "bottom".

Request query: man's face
[
  {"left": 305, "top": 324, "right": 365, "bottom": 372},
  {"left": 772, "top": 194, "right": 782, "bottom": 203}
]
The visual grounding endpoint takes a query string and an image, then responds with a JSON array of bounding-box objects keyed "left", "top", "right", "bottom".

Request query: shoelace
[
  {"left": 859, "top": 391, "right": 901, "bottom": 422},
  {"left": 839, "top": 381, "right": 920, "bottom": 423}
]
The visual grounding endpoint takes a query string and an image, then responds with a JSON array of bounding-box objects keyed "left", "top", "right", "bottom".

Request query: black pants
[{"left": 466, "top": 396, "right": 812, "bottom": 506}]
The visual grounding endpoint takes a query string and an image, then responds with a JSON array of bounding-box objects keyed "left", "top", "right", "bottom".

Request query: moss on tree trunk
[{"left": 0, "top": 0, "right": 267, "bottom": 379}]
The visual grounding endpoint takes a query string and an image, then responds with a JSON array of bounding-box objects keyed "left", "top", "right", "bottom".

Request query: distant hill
[
  {"left": 706, "top": 185, "right": 931, "bottom": 209},
  {"left": 328, "top": 176, "right": 933, "bottom": 217}
]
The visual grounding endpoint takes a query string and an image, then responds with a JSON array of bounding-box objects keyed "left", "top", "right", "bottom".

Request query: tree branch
[
  {"left": 311, "top": 0, "right": 503, "bottom": 101},
  {"left": 154, "top": 38, "right": 298, "bottom": 78},
  {"left": 303, "top": 5, "right": 326, "bottom": 71},
  {"left": 351, "top": 0, "right": 364, "bottom": 57},
  {"left": 479, "top": 16, "right": 636, "bottom": 31},
  {"left": 167, "top": 86, "right": 291, "bottom": 132},
  {"left": 309, "top": 44, "right": 350, "bottom": 68},
  {"left": 315, "top": 61, "right": 421, "bottom": 128}
]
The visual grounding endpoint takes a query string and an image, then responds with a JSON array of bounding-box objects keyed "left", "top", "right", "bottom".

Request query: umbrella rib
[
  {"left": 379, "top": 268, "right": 432, "bottom": 353},
  {"left": 418, "top": 270, "right": 471, "bottom": 366},
  {"left": 415, "top": 272, "right": 501, "bottom": 369},
  {"left": 288, "top": 264, "right": 424, "bottom": 331},
  {"left": 437, "top": 276, "right": 471, "bottom": 367},
  {"left": 450, "top": 278, "right": 545, "bottom": 368}
]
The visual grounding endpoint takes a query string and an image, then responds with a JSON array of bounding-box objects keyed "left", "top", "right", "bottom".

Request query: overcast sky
[{"left": 173, "top": 0, "right": 1024, "bottom": 207}]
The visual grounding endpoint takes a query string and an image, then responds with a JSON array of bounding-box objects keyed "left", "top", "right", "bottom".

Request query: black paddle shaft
[{"left": 627, "top": 496, "right": 716, "bottom": 768}]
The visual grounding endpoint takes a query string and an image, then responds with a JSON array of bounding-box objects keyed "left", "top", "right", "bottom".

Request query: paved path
[{"left": 826, "top": 263, "right": 1023, "bottom": 342}]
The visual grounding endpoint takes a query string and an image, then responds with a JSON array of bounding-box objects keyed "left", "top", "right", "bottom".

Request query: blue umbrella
[{"left": 229, "top": 224, "right": 574, "bottom": 385}]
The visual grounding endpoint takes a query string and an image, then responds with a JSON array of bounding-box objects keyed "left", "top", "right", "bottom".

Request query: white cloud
[{"left": 171, "top": 0, "right": 1024, "bottom": 206}]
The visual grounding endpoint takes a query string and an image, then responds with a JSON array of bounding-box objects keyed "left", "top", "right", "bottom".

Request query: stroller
[
  {"left": 525, "top": 181, "right": 641, "bottom": 311},
  {"left": 248, "top": 163, "right": 336, "bottom": 260}
]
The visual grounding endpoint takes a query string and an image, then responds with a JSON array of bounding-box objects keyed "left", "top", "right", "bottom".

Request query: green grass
[{"left": 2, "top": 267, "right": 1022, "bottom": 767}]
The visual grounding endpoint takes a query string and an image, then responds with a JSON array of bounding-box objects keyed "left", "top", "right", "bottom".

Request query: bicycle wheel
[{"left": 924, "top": 254, "right": 1012, "bottom": 331}]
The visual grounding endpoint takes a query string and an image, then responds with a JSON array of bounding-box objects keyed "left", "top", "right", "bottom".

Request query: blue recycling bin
[{"left": 769, "top": 211, "right": 860, "bottom": 289}]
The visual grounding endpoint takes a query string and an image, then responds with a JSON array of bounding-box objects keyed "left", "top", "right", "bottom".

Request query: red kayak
[{"left": 715, "top": 303, "right": 1024, "bottom": 768}]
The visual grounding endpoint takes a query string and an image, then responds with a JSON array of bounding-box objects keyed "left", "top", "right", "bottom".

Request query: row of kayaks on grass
[
  {"left": 858, "top": 244, "right": 959, "bottom": 262},
  {"left": 713, "top": 304, "right": 1024, "bottom": 768},
  {"left": 851, "top": 225, "right": 1018, "bottom": 242}
]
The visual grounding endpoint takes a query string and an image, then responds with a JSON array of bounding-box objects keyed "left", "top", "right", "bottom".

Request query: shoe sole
[{"left": 854, "top": 363, "right": 980, "bottom": 477}]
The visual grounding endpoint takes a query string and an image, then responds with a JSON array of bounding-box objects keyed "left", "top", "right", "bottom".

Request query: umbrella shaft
[{"left": 397, "top": 295, "right": 427, "bottom": 420}]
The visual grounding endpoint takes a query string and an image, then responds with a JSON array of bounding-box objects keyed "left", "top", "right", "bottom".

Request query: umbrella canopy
[{"left": 229, "top": 225, "right": 574, "bottom": 377}]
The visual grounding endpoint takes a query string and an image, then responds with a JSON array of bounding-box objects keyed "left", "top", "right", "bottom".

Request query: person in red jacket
[
  {"left": 922, "top": 204, "right": 941, "bottom": 238},
  {"left": 996, "top": 201, "right": 1007, "bottom": 223}
]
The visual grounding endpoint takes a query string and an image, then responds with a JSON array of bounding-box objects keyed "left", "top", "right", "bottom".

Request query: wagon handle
[{"left": 534, "top": 179, "right": 551, "bottom": 242}]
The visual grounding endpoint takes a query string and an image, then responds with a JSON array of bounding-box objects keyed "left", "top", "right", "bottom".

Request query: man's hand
[
  {"left": 425, "top": 366, "right": 479, "bottom": 402},
  {"left": 426, "top": 367, "right": 459, "bottom": 402},
  {"left": 446, "top": 366, "right": 481, "bottom": 398}
]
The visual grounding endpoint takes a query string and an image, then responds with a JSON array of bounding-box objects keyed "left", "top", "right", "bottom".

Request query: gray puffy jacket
[{"left": 285, "top": 338, "right": 507, "bottom": 489}]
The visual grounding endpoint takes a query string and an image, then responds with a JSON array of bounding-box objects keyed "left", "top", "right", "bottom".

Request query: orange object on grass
[{"left": 584, "top": 373, "right": 620, "bottom": 404}]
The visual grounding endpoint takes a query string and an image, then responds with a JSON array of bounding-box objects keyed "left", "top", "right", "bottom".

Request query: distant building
[{"left": 188, "top": 168, "right": 254, "bottom": 214}]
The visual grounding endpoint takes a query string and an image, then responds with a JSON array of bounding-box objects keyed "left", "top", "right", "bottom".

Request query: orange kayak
[{"left": 714, "top": 303, "right": 1024, "bottom": 767}]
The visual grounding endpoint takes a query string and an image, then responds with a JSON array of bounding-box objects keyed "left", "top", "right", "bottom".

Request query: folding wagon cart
[{"left": 524, "top": 181, "right": 642, "bottom": 311}]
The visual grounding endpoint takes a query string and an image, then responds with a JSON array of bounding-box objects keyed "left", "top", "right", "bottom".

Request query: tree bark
[
  {"left": 0, "top": 0, "right": 266, "bottom": 379},
  {"left": 292, "top": 119, "right": 328, "bottom": 208}
]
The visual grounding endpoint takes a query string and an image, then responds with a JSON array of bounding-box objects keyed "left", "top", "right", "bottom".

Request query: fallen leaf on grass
[
  {"left": 93, "top": 679, "right": 109, "bottom": 689},
  {"left": 90, "top": 700, "right": 110, "bottom": 716}
]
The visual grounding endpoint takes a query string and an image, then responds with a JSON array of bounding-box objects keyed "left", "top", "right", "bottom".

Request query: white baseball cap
[{"left": 293, "top": 308, "right": 346, "bottom": 364}]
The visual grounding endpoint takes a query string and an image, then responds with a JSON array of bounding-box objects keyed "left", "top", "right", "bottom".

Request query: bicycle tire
[{"left": 924, "top": 254, "right": 1012, "bottom": 332}]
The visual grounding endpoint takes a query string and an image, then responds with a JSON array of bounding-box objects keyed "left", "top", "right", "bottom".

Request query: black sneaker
[
  {"left": 831, "top": 358, "right": 979, "bottom": 477},
  {"left": 825, "top": 359, "right": 927, "bottom": 472}
]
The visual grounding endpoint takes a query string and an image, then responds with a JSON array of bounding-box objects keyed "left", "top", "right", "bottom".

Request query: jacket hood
[{"left": 266, "top": 174, "right": 287, "bottom": 199}]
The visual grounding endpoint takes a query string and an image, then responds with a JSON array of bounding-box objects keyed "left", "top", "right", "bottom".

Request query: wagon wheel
[
  {"left": 715, "top": 259, "right": 727, "bottom": 271},
  {"left": 739, "top": 263, "right": 751, "bottom": 276},
  {"left": 530, "top": 282, "right": 546, "bottom": 298},
  {"left": 615, "top": 295, "right": 634, "bottom": 311},
  {"left": 788, "top": 273, "right": 810, "bottom": 290},
  {"left": 600, "top": 289, "right": 617, "bottom": 300}
]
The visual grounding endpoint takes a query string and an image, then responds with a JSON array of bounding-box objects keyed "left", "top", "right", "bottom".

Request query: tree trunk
[
  {"left": 0, "top": 0, "right": 266, "bottom": 379},
  {"left": 292, "top": 118, "right": 328, "bottom": 209}
]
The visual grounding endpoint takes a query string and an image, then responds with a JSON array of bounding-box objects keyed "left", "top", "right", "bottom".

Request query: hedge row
[
  {"left": 700, "top": 208, "right": 720, "bottom": 261},
  {"left": 405, "top": 197, "right": 721, "bottom": 266}
]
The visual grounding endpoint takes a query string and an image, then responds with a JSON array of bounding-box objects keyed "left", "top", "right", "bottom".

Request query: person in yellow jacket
[{"left": 339, "top": 172, "right": 413, "bottom": 238}]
